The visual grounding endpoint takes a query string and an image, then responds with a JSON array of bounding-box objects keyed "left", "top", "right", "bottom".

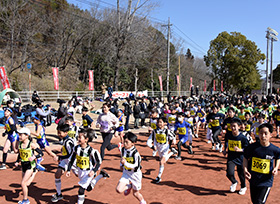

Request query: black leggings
[
  {"left": 177, "top": 141, "right": 189, "bottom": 157},
  {"left": 226, "top": 161, "right": 246, "bottom": 188},
  {"left": 212, "top": 128, "right": 221, "bottom": 144},
  {"left": 100, "top": 132, "right": 118, "bottom": 159},
  {"left": 250, "top": 185, "right": 271, "bottom": 204}
]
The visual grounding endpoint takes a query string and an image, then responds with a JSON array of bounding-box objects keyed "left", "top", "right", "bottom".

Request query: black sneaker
[
  {"left": 187, "top": 146, "right": 194, "bottom": 154},
  {"left": 51, "top": 193, "right": 63, "bottom": 202},
  {"left": 155, "top": 176, "right": 161, "bottom": 184},
  {"left": 0, "top": 164, "right": 6, "bottom": 170},
  {"left": 100, "top": 169, "right": 110, "bottom": 179},
  {"left": 277, "top": 135, "right": 279, "bottom": 138}
]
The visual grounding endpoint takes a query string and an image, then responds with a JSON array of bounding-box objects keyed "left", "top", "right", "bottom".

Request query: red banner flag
[
  {"left": 221, "top": 81, "right": 224, "bottom": 92},
  {"left": 88, "top": 70, "right": 94, "bottom": 91},
  {"left": 190, "top": 77, "right": 192, "bottom": 91},
  {"left": 52, "top": 67, "right": 59, "bottom": 90},
  {"left": 0, "top": 66, "right": 10, "bottom": 89},
  {"left": 159, "top": 76, "right": 163, "bottom": 91},
  {"left": 204, "top": 80, "right": 206, "bottom": 92},
  {"left": 176, "top": 75, "right": 180, "bottom": 91},
  {"left": 213, "top": 80, "right": 216, "bottom": 91}
]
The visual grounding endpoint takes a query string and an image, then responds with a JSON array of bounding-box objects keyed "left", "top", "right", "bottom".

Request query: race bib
[
  {"left": 124, "top": 157, "right": 134, "bottom": 170},
  {"left": 83, "top": 119, "right": 88, "bottom": 127},
  {"left": 245, "top": 124, "right": 251, "bottom": 132},
  {"left": 76, "top": 155, "right": 89, "bottom": 169},
  {"left": 227, "top": 124, "right": 232, "bottom": 131},
  {"left": 5, "top": 124, "right": 11, "bottom": 132},
  {"left": 277, "top": 115, "right": 280, "bottom": 121},
  {"left": 36, "top": 134, "right": 42, "bottom": 139},
  {"left": 151, "top": 123, "right": 157, "bottom": 130},
  {"left": 19, "top": 149, "right": 32, "bottom": 162},
  {"left": 212, "top": 119, "right": 219, "bottom": 127},
  {"left": 239, "top": 115, "right": 245, "bottom": 121},
  {"left": 198, "top": 113, "right": 202, "bottom": 118},
  {"left": 156, "top": 133, "right": 166, "bottom": 143},
  {"left": 251, "top": 157, "right": 270, "bottom": 174},
  {"left": 68, "top": 130, "right": 76, "bottom": 139},
  {"left": 178, "top": 127, "right": 186, "bottom": 135},
  {"left": 190, "top": 110, "right": 195, "bottom": 116},
  {"left": 228, "top": 140, "right": 242, "bottom": 151},
  {"left": 168, "top": 117, "right": 176, "bottom": 123},
  {"left": 62, "top": 146, "right": 67, "bottom": 156},
  {"left": 256, "top": 127, "right": 259, "bottom": 136}
]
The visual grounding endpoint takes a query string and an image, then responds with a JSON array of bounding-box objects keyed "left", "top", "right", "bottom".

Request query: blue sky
[{"left": 67, "top": 0, "right": 280, "bottom": 76}]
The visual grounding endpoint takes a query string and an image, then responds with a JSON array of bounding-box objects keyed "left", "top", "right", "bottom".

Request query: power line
[{"left": 173, "top": 24, "right": 207, "bottom": 54}]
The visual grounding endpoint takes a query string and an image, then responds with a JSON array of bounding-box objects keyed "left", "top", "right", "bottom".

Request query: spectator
[
  {"left": 129, "top": 91, "right": 135, "bottom": 101},
  {"left": 36, "top": 100, "right": 51, "bottom": 126},
  {"left": 101, "top": 83, "right": 107, "bottom": 100},
  {"left": 32, "top": 90, "right": 40, "bottom": 104},
  {"left": 108, "top": 85, "right": 113, "bottom": 100},
  {"left": 123, "top": 98, "right": 132, "bottom": 131},
  {"left": 133, "top": 100, "right": 141, "bottom": 129},
  {"left": 140, "top": 98, "right": 148, "bottom": 127}
]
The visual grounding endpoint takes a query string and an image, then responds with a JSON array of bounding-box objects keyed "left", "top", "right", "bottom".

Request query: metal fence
[{"left": 18, "top": 90, "right": 212, "bottom": 103}]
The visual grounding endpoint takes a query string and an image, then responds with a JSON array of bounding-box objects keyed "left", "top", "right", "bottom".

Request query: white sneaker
[
  {"left": 238, "top": 187, "right": 247, "bottom": 195},
  {"left": 219, "top": 144, "right": 223, "bottom": 153},
  {"left": 194, "top": 134, "right": 198, "bottom": 138},
  {"left": 207, "top": 140, "right": 211, "bottom": 144},
  {"left": 142, "top": 126, "right": 146, "bottom": 128},
  {"left": 215, "top": 144, "right": 219, "bottom": 151},
  {"left": 152, "top": 150, "right": 157, "bottom": 157},
  {"left": 230, "top": 182, "right": 238, "bottom": 192}
]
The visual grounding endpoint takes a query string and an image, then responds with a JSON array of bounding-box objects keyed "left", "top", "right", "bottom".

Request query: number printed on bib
[
  {"left": 227, "top": 124, "right": 232, "bottom": 131},
  {"left": 124, "top": 157, "right": 134, "bottom": 170},
  {"left": 156, "top": 133, "right": 166, "bottom": 143},
  {"left": 20, "top": 149, "right": 32, "bottom": 162},
  {"left": 76, "top": 155, "right": 89, "bottom": 169},
  {"left": 68, "top": 130, "right": 76, "bottom": 139},
  {"left": 212, "top": 119, "right": 219, "bottom": 127},
  {"left": 83, "top": 120, "right": 88, "bottom": 127},
  {"left": 228, "top": 140, "right": 242, "bottom": 151},
  {"left": 62, "top": 146, "right": 67, "bottom": 156},
  {"left": 198, "top": 113, "right": 202, "bottom": 118},
  {"left": 246, "top": 124, "right": 251, "bottom": 132},
  {"left": 178, "top": 127, "right": 186, "bottom": 135},
  {"left": 151, "top": 123, "right": 157, "bottom": 130},
  {"left": 251, "top": 157, "right": 270, "bottom": 174},
  {"left": 5, "top": 124, "right": 11, "bottom": 132},
  {"left": 168, "top": 117, "right": 176, "bottom": 123},
  {"left": 277, "top": 115, "right": 280, "bottom": 121}
]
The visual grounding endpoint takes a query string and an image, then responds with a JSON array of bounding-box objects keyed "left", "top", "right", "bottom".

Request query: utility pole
[
  {"left": 266, "top": 31, "right": 270, "bottom": 95},
  {"left": 178, "top": 55, "right": 181, "bottom": 96},
  {"left": 267, "top": 27, "right": 278, "bottom": 95},
  {"left": 162, "top": 18, "right": 172, "bottom": 94},
  {"left": 270, "top": 38, "right": 273, "bottom": 94}
]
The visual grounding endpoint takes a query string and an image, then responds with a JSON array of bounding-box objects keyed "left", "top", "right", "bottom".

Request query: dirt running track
[{"left": 1, "top": 124, "right": 280, "bottom": 204}]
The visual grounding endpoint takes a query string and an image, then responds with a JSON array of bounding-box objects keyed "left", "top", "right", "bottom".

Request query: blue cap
[{"left": 4, "top": 107, "right": 13, "bottom": 113}]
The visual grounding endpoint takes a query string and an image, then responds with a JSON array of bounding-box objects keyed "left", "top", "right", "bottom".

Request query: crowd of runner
[{"left": 0, "top": 92, "right": 280, "bottom": 204}]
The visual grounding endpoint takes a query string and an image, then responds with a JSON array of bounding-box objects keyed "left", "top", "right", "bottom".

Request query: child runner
[
  {"left": 66, "top": 128, "right": 110, "bottom": 204},
  {"left": 148, "top": 109, "right": 159, "bottom": 156},
  {"left": 196, "top": 104, "right": 206, "bottom": 137},
  {"left": 0, "top": 108, "right": 19, "bottom": 170},
  {"left": 147, "top": 117, "right": 177, "bottom": 183},
  {"left": 222, "top": 118, "right": 249, "bottom": 195},
  {"left": 272, "top": 105, "right": 280, "bottom": 138},
  {"left": 244, "top": 123, "right": 280, "bottom": 204},
  {"left": 31, "top": 116, "right": 58, "bottom": 171},
  {"left": 65, "top": 116, "right": 79, "bottom": 140},
  {"left": 240, "top": 121, "right": 254, "bottom": 144},
  {"left": 51, "top": 124, "right": 76, "bottom": 203},
  {"left": 208, "top": 105, "right": 225, "bottom": 152},
  {"left": 16, "top": 127, "right": 43, "bottom": 204},
  {"left": 174, "top": 112, "right": 192, "bottom": 160},
  {"left": 251, "top": 113, "right": 265, "bottom": 143},
  {"left": 116, "top": 132, "right": 146, "bottom": 204},
  {"left": 115, "top": 110, "right": 125, "bottom": 152},
  {"left": 82, "top": 107, "right": 94, "bottom": 129}
]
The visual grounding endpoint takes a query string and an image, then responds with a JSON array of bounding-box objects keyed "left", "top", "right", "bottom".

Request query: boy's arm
[
  {"left": 91, "top": 150, "right": 102, "bottom": 173},
  {"left": 67, "top": 150, "right": 77, "bottom": 172}
]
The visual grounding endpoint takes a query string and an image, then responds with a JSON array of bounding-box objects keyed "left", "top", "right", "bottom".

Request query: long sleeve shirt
[{"left": 96, "top": 111, "right": 119, "bottom": 133}]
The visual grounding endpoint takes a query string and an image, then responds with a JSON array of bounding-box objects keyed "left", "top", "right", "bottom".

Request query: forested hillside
[{"left": 0, "top": 0, "right": 211, "bottom": 92}]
